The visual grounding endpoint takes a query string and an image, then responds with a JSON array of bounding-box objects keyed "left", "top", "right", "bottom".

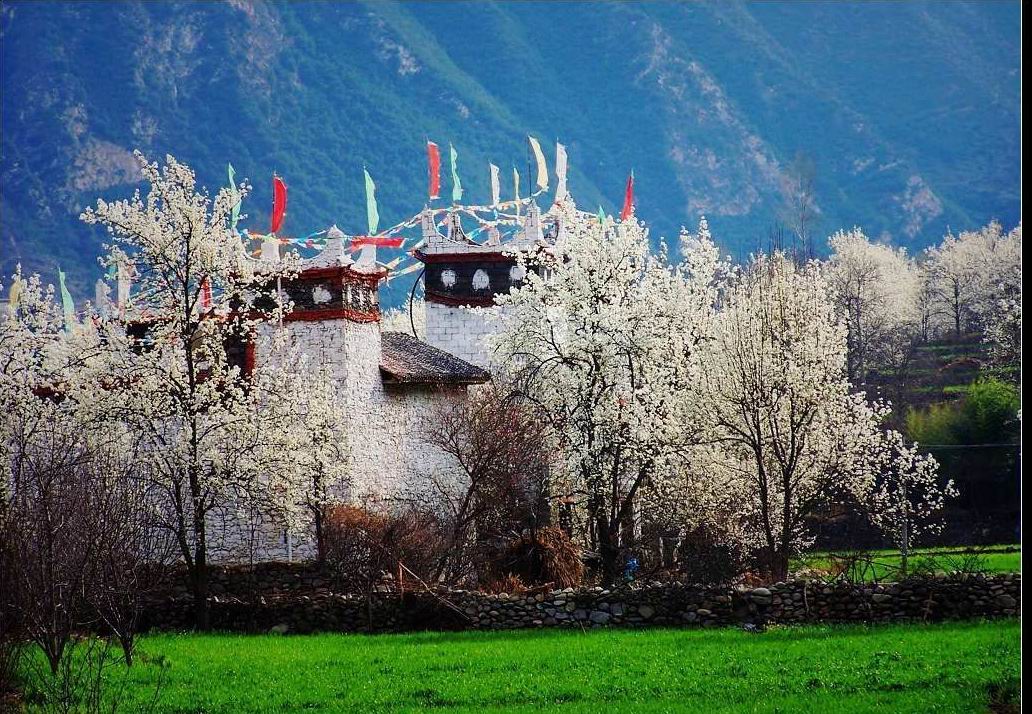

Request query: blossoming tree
[
  {"left": 489, "top": 211, "right": 722, "bottom": 583},
  {"left": 79, "top": 152, "right": 322, "bottom": 628},
  {"left": 823, "top": 228, "right": 921, "bottom": 386},
  {"left": 695, "top": 254, "right": 952, "bottom": 580}
]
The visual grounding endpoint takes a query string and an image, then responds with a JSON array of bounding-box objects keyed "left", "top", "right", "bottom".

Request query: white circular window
[
  {"left": 472, "top": 269, "right": 490, "bottom": 291},
  {"left": 441, "top": 269, "right": 457, "bottom": 288},
  {"left": 312, "top": 284, "right": 332, "bottom": 304}
]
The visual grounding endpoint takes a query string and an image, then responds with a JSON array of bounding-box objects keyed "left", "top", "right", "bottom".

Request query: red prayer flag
[
  {"left": 270, "top": 175, "right": 287, "bottom": 234},
  {"left": 427, "top": 141, "right": 441, "bottom": 200},
  {"left": 620, "top": 172, "right": 634, "bottom": 221},
  {"left": 350, "top": 236, "right": 406, "bottom": 249}
]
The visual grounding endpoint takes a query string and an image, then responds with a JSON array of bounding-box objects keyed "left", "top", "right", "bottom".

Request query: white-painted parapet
[{"left": 413, "top": 203, "right": 558, "bottom": 368}]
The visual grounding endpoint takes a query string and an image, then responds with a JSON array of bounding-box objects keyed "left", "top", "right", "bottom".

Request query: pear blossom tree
[
  {"left": 694, "top": 253, "right": 938, "bottom": 580},
  {"left": 1, "top": 268, "right": 120, "bottom": 502},
  {"left": 864, "top": 430, "right": 956, "bottom": 575},
  {"left": 79, "top": 152, "right": 316, "bottom": 629},
  {"left": 1, "top": 271, "right": 173, "bottom": 678},
  {"left": 823, "top": 228, "right": 922, "bottom": 386},
  {"left": 489, "top": 211, "right": 722, "bottom": 584},
  {"left": 922, "top": 224, "right": 998, "bottom": 339},
  {"left": 381, "top": 296, "right": 427, "bottom": 338},
  {"left": 972, "top": 223, "right": 1021, "bottom": 373},
  {"left": 913, "top": 262, "right": 948, "bottom": 343},
  {"left": 921, "top": 220, "right": 1021, "bottom": 365},
  {"left": 290, "top": 365, "right": 350, "bottom": 562}
]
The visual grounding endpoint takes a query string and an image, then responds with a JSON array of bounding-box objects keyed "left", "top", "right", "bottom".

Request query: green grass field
[
  {"left": 797, "top": 544, "right": 1020, "bottom": 582},
  {"left": 17, "top": 621, "right": 1020, "bottom": 713}
]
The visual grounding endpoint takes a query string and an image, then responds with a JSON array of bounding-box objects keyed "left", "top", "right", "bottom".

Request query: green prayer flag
[
  {"left": 597, "top": 206, "right": 606, "bottom": 226},
  {"left": 58, "top": 268, "right": 75, "bottom": 333},
  {"left": 228, "top": 163, "right": 241, "bottom": 232},
  {"left": 364, "top": 168, "right": 380, "bottom": 235},
  {"left": 450, "top": 143, "right": 463, "bottom": 203}
]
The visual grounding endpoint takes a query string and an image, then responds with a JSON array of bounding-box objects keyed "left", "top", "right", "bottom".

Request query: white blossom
[
  {"left": 488, "top": 211, "right": 723, "bottom": 581},
  {"left": 823, "top": 227, "right": 921, "bottom": 384}
]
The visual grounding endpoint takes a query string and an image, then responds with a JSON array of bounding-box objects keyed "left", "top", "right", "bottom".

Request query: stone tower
[{"left": 413, "top": 204, "right": 550, "bottom": 368}]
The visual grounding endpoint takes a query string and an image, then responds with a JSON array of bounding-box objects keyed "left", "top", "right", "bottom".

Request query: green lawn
[
  {"left": 797, "top": 544, "right": 1021, "bottom": 582},
  {"left": 17, "top": 621, "right": 1020, "bottom": 713}
]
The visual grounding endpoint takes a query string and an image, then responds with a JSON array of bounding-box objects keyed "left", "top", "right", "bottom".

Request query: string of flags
[{"left": 6, "top": 136, "right": 640, "bottom": 320}]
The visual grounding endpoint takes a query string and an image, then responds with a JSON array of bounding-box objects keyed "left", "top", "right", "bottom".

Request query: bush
[
  {"left": 482, "top": 527, "right": 584, "bottom": 589},
  {"left": 675, "top": 525, "right": 748, "bottom": 585},
  {"left": 322, "top": 505, "right": 448, "bottom": 592},
  {"left": 905, "top": 378, "right": 1019, "bottom": 446},
  {"left": 480, "top": 573, "right": 527, "bottom": 595},
  {"left": 905, "top": 378, "right": 1020, "bottom": 544},
  {"left": 0, "top": 512, "right": 24, "bottom": 700},
  {"left": 960, "top": 379, "right": 1020, "bottom": 442}
]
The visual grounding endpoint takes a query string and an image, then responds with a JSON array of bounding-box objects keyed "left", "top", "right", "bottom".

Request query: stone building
[
  {"left": 213, "top": 203, "right": 560, "bottom": 561},
  {"left": 416, "top": 202, "right": 548, "bottom": 368}
]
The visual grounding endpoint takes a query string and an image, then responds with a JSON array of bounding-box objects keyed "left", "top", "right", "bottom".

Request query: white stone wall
[
  {"left": 425, "top": 302, "right": 500, "bottom": 369},
  {"left": 206, "top": 317, "right": 465, "bottom": 563}
]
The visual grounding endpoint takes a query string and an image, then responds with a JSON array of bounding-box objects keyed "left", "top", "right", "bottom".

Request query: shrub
[
  {"left": 960, "top": 378, "right": 1020, "bottom": 442},
  {"left": 322, "top": 504, "right": 447, "bottom": 592},
  {"left": 480, "top": 573, "right": 527, "bottom": 595},
  {"left": 482, "top": 527, "right": 584, "bottom": 589},
  {"left": 676, "top": 525, "right": 748, "bottom": 585}
]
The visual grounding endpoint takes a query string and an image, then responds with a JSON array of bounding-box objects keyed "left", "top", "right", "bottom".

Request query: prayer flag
[
  {"left": 427, "top": 141, "right": 441, "bottom": 200},
  {"left": 620, "top": 171, "right": 634, "bottom": 221},
  {"left": 529, "top": 135, "right": 548, "bottom": 191},
  {"left": 450, "top": 143, "right": 463, "bottom": 203},
  {"left": 228, "top": 163, "right": 241, "bottom": 232},
  {"left": 391, "top": 261, "right": 425, "bottom": 279},
  {"left": 7, "top": 277, "right": 22, "bottom": 317},
  {"left": 116, "top": 262, "right": 130, "bottom": 310},
  {"left": 58, "top": 269, "right": 75, "bottom": 333},
  {"left": 350, "top": 236, "right": 405, "bottom": 249},
  {"left": 364, "top": 168, "right": 380, "bottom": 235},
  {"left": 271, "top": 175, "right": 287, "bottom": 234},
  {"left": 554, "top": 142, "right": 568, "bottom": 202},
  {"left": 490, "top": 163, "right": 501, "bottom": 207}
]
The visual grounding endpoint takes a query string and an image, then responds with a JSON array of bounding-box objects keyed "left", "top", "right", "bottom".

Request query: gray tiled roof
[{"left": 379, "top": 331, "right": 491, "bottom": 385}]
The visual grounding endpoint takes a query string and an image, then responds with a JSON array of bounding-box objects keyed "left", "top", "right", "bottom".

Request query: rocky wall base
[{"left": 142, "top": 569, "right": 1020, "bottom": 634}]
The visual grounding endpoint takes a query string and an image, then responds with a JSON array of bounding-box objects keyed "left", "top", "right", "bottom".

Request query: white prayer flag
[
  {"left": 116, "top": 262, "right": 130, "bottom": 311},
  {"left": 513, "top": 166, "right": 521, "bottom": 217},
  {"left": 528, "top": 135, "right": 548, "bottom": 191},
  {"left": 490, "top": 163, "right": 501, "bottom": 207},
  {"left": 555, "top": 141, "right": 568, "bottom": 202}
]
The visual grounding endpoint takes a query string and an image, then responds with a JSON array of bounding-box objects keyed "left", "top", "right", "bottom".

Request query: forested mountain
[{"left": 1, "top": 0, "right": 1020, "bottom": 301}]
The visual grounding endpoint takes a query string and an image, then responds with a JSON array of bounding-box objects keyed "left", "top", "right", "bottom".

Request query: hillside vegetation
[{"left": 1, "top": 1, "right": 1020, "bottom": 300}]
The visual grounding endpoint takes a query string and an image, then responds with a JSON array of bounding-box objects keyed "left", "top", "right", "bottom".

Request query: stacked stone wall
[{"left": 142, "top": 565, "right": 1020, "bottom": 634}]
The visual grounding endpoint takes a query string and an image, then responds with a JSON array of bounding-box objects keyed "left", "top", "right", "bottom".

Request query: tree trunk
[
  {"left": 772, "top": 548, "right": 790, "bottom": 583},
  {"left": 597, "top": 517, "right": 620, "bottom": 586},
  {"left": 191, "top": 524, "right": 210, "bottom": 630},
  {"left": 313, "top": 507, "right": 325, "bottom": 564},
  {"left": 900, "top": 509, "right": 910, "bottom": 578},
  {"left": 121, "top": 636, "right": 134, "bottom": 667}
]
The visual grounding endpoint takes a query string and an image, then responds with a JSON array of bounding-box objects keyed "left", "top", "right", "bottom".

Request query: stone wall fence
[{"left": 141, "top": 565, "right": 1020, "bottom": 634}]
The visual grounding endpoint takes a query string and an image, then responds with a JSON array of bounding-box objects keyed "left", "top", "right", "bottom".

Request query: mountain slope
[{"left": 1, "top": 0, "right": 1020, "bottom": 302}]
